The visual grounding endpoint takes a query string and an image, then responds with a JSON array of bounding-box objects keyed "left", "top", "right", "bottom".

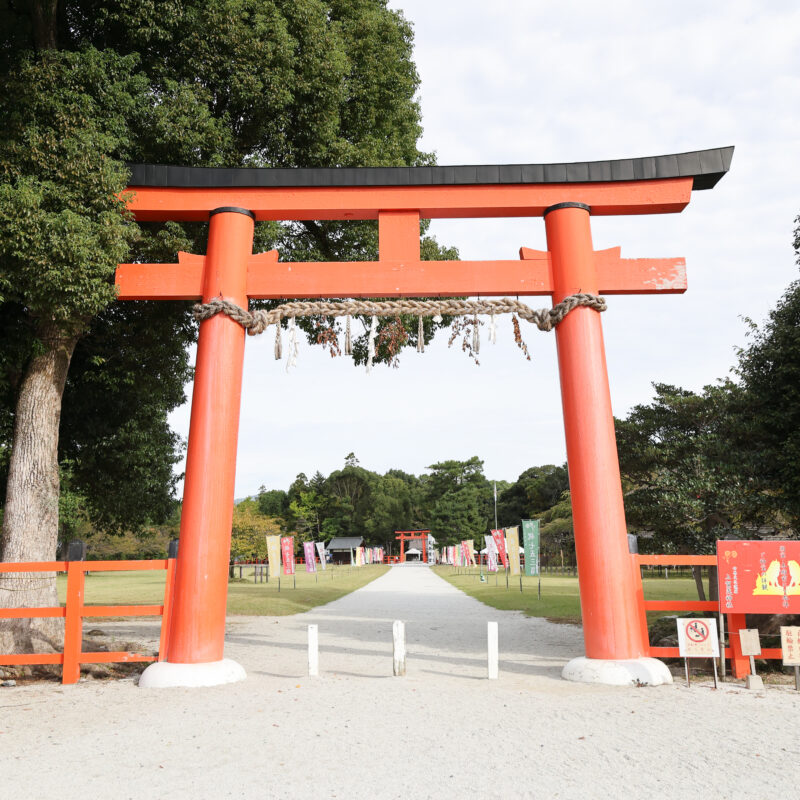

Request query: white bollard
[
  {"left": 393, "top": 620, "right": 406, "bottom": 676},
  {"left": 487, "top": 621, "right": 499, "bottom": 679},
  {"left": 308, "top": 624, "right": 319, "bottom": 677}
]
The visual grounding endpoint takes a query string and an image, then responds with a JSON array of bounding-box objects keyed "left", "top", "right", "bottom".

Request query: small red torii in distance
[
  {"left": 116, "top": 148, "right": 733, "bottom": 688},
  {"left": 394, "top": 531, "right": 431, "bottom": 564}
]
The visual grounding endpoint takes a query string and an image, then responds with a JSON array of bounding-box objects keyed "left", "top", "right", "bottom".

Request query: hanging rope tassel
[
  {"left": 286, "top": 317, "right": 299, "bottom": 372},
  {"left": 489, "top": 312, "right": 497, "bottom": 345},
  {"left": 344, "top": 314, "right": 352, "bottom": 356},
  {"left": 417, "top": 315, "right": 424, "bottom": 353},
  {"left": 366, "top": 315, "right": 378, "bottom": 373},
  {"left": 472, "top": 314, "right": 480, "bottom": 354},
  {"left": 274, "top": 322, "right": 282, "bottom": 360}
]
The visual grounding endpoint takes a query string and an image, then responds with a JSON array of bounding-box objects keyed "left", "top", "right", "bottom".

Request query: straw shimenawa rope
[{"left": 191, "top": 294, "right": 606, "bottom": 336}]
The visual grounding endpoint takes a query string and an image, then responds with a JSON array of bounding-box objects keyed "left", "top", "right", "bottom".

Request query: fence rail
[
  {"left": 635, "top": 553, "right": 784, "bottom": 678},
  {"left": 0, "top": 558, "right": 176, "bottom": 684}
]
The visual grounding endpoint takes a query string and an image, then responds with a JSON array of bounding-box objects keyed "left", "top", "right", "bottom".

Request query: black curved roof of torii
[{"left": 127, "top": 146, "right": 733, "bottom": 191}]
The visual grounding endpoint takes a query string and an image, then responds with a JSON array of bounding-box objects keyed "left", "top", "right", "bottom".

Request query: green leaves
[{"left": 0, "top": 48, "right": 141, "bottom": 324}]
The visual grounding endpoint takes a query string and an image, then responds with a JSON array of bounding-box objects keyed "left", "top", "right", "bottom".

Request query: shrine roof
[
  {"left": 128, "top": 146, "right": 733, "bottom": 192},
  {"left": 326, "top": 537, "right": 364, "bottom": 550}
]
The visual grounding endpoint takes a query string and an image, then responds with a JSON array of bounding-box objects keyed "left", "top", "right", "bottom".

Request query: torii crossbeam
[{"left": 118, "top": 147, "right": 733, "bottom": 688}]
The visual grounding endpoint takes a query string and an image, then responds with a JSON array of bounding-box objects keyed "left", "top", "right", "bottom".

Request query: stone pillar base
[
  {"left": 562, "top": 656, "right": 672, "bottom": 687},
  {"left": 138, "top": 658, "right": 246, "bottom": 688}
]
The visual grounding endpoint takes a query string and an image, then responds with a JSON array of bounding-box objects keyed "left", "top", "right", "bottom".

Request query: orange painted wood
[
  {"left": 158, "top": 557, "right": 177, "bottom": 662},
  {"left": 168, "top": 209, "right": 254, "bottom": 664},
  {"left": 81, "top": 605, "right": 164, "bottom": 617},
  {"left": 116, "top": 252, "right": 278, "bottom": 300},
  {"left": 62, "top": 561, "right": 85, "bottom": 685},
  {"left": 78, "top": 559, "right": 169, "bottom": 571},
  {"left": 379, "top": 210, "right": 420, "bottom": 261},
  {"left": 0, "top": 607, "right": 66, "bottom": 618},
  {"left": 637, "top": 555, "right": 717, "bottom": 565},
  {"left": 79, "top": 652, "right": 156, "bottom": 664},
  {"left": 546, "top": 205, "right": 647, "bottom": 661},
  {"left": 643, "top": 600, "right": 719, "bottom": 612},
  {"left": 0, "top": 653, "right": 63, "bottom": 665},
  {"left": 0, "top": 562, "right": 66, "bottom": 572},
  {"left": 649, "top": 646, "right": 783, "bottom": 661},
  {"left": 520, "top": 246, "right": 687, "bottom": 295},
  {"left": 752, "top": 648, "right": 782, "bottom": 659},
  {"left": 727, "top": 613, "right": 751, "bottom": 678},
  {"left": 124, "top": 178, "right": 693, "bottom": 222},
  {"left": 117, "top": 251, "right": 685, "bottom": 301}
]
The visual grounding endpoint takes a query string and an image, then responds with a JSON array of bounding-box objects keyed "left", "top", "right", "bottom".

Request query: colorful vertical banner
[
  {"left": 491, "top": 529, "right": 508, "bottom": 569},
  {"left": 281, "top": 536, "right": 295, "bottom": 575},
  {"left": 266, "top": 535, "right": 282, "bottom": 577},
  {"left": 304, "top": 541, "right": 316, "bottom": 573},
  {"left": 316, "top": 541, "right": 327, "bottom": 570},
  {"left": 485, "top": 534, "right": 498, "bottom": 572},
  {"left": 355, "top": 546, "right": 364, "bottom": 566},
  {"left": 522, "top": 519, "right": 540, "bottom": 577},
  {"left": 466, "top": 540, "right": 477, "bottom": 567},
  {"left": 460, "top": 540, "right": 470, "bottom": 566},
  {"left": 449, "top": 545, "right": 456, "bottom": 565},
  {"left": 506, "top": 526, "right": 521, "bottom": 575}
]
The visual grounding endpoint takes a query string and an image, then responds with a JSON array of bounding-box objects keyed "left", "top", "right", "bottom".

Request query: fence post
[
  {"left": 726, "top": 613, "right": 750, "bottom": 678},
  {"left": 487, "top": 621, "right": 499, "bottom": 679},
  {"left": 159, "top": 544, "right": 179, "bottom": 662},
  {"left": 393, "top": 620, "right": 406, "bottom": 676},
  {"left": 62, "top": 560, "right": 85, "bottom": 684},
  {"left": 308, "top": 625, "right": 319, "bottom": 677}
]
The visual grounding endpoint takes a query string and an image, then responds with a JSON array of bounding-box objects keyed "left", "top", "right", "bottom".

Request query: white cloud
[{"left": 170, "top": 0, "right": 800, "bottom": 495}]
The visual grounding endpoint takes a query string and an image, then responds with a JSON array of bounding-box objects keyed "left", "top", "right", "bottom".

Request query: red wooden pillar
[
  {"left": 544, "top": 202, "right": 648, "bottom": 662},
  {"left": 167, "top": 207, "right": 254, "bottom": 665},
  {"left": 422, "top": 534, "right": 428, "bottom": 563},
  {"left": 399, "top": 535, "right": 406, "bottom": 563},
  {"left": 62, "top": 561, "right": 85, "bottom": 684},
  {"left": 726, "top": 613, "right": 750, "bottom": 678}
]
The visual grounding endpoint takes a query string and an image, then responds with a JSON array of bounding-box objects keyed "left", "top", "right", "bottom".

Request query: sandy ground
[{"left": 1, "top": 564, "right": 799, "bottom": 799}]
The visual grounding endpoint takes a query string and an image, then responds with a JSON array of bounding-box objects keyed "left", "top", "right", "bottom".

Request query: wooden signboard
[
  {"left": 780, "top": 627, "right": 800, "bottom": 666},
  {"left": 717, "top": 541, "right": 800, "bottom": 614},
  {"left": 738, "top": 629, "right": 761, "bottom": 657}
]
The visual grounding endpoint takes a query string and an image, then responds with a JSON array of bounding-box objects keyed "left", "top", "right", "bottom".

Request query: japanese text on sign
[{"left": 780, "top": 627, "right": 800, "bottom": 666}]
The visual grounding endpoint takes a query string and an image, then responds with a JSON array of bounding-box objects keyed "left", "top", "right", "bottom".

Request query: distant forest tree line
[{"left": 55, "top": 216, "right": 800, "bottom": 566}]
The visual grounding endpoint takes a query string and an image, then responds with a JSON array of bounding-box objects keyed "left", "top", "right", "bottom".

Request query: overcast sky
[{"left": 169, "top": 0, "right": 800, "bottom": 498}]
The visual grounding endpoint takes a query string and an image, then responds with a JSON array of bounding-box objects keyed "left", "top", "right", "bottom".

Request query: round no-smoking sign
[
  {"left": 678, "top": 617, "right": 718, "bottom": 657},
  {"left": 686, "top": 620, "right": 710, "bottom": 643}
]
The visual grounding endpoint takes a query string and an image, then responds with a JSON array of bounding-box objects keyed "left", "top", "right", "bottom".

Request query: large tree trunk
[
  {"left": 0, "top": 322, "right": 79, "bottom": 655},
  {"left": 692, "top": 566, "right": 707, "bottom": 602}
]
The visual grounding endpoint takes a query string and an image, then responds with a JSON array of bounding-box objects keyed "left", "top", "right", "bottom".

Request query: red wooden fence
[
  {"left": 636, "top": 554, "right": 782, "bottom": 678},
  {"left": 0, "top": 558, "right": 176, "bottom": 684}
]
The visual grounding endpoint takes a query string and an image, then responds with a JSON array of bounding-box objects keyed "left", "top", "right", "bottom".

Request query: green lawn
[
  {"left": 432, "top": 565, "right": 704, "bottom": 626},
  {"left": 57, "top": 563, "right": 389, "bottom": 616}
]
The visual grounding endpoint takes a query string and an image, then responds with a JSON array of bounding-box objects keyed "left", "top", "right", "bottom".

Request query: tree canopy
[{"left": 0, "top": 0, "right": 456, "bottom": 562}]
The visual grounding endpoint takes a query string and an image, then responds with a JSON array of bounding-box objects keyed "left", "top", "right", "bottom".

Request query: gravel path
[{"left": 1, "top": 564, "right": 798, "bottom": 799}]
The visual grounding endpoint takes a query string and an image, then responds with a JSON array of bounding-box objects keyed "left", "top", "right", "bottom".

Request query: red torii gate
[
  {"left": 117, "top": 147, "right": 733, "bottom": 688},
  {"left": 395, "top": 531, "right": 430, "bottom": 563}
]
